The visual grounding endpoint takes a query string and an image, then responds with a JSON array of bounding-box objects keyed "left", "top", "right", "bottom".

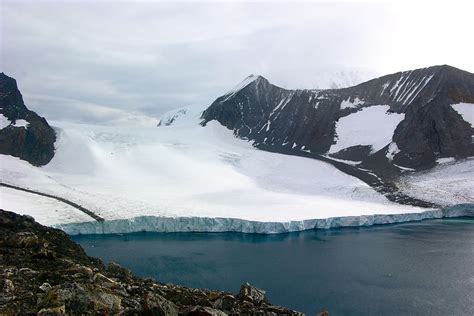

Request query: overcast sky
[{"left": 1, "top": 0, "right": 473, "bottom": 123}]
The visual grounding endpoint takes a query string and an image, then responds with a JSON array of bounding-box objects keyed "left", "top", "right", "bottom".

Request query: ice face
[{"left": 54, "top": 204, "right": 473, "bottom": 235}]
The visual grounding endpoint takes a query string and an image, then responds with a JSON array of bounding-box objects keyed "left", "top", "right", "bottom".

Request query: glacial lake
[{"left": 72, "top": 218, "right": 474, "bottom": 315}]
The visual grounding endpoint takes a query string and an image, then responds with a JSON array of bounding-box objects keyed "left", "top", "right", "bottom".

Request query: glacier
[
  {"left": 1, "top": 106, "right": 473, "bottom": 235},
  {"left": 55, "top": 204, "right": 474, "bottom": 235}
]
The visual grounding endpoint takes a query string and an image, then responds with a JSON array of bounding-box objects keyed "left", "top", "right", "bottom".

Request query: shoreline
[{"left": 55, "top": 203, "right": 474, "bottom": 235}]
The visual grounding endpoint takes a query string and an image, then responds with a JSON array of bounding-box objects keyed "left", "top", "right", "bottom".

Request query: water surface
[{"left": 73, "top": 218, "right": 474, "bottom": 315}]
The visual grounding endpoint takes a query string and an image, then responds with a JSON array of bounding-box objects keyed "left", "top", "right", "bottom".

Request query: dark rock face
[
  {"left": 0, "top": 210, "right": 305, "bottom": 315},
  {"left": 201, "top": 66, "right": 474, "bottom": 173},
  {"left": 0, "top": 73, "right": 56, "bottom": 166}
]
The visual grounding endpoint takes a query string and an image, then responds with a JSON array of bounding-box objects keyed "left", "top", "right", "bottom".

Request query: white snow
[
  {"left": 385, "top": 142, "right": 400, "bottom": 161},
  {"left": 451, "top": 103, "right": 474, "bottom": 126},
  {"left": 400, "top": 75, "right": 433, "bottom": 105},
  {"left": 380, "top": 82, "right": 390, "bottom": 96},
  {"left": 0, "top": 113, "right": 10, "bottom": 129},
  {"left": 323, "top": 155, "right": 361, "bottom": 166},
  {"left": 398, "top": 158, "right": 474, "bottom": 206},
  {"left": 436, "top": 157, "right": 455, "bottom": 164},
  {"left": 393, "top": 164, "right": 415, "bottom": 172},
  {"left": 0, "top": 113, "right": 432, "bottom": 231},
  {"left": 0, "top": 186, "right": 94, "bottom": 225},
  {"left": 329, "top": 105, "right": 404, "bottom": 154},
  {"left": 340, "top": 97, "right": 364, "bottom": 109},
  {"left": 13, "top": 119, "right": 29, "bottom": 128},
  {"left": 270, "top": 94, "right": 293, "bottom": 119}
]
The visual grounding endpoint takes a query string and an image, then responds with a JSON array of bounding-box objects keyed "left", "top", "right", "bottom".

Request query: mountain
[
  {"left": 0, "top": 73, "right": 56, "bottom": 166},
  {"left": 201, "top": 65, "right": 474, "bottom": 176},
  {"left": 0, "top": 71, "right": 471, "bottom": 235}
]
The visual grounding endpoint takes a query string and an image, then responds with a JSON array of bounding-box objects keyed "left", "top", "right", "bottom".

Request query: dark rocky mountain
[
  {"left": 201, "top": 65, "right": 474, "bottom": 175},
  {"left": 0, "top": 73, "right": 56, "bottom": 166},
  {"left": 0, "top": 209, "right": 309, "bottom": 315}
]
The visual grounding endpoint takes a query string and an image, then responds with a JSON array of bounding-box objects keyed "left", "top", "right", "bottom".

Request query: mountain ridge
[
  {"left": 201, "top": 64, "right": 474, "bottom": 171},
  {"left": 201, "top": 65, "right": 473, "bottom": 206}
]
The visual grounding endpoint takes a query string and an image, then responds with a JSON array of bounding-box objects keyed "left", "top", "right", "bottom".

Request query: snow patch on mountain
[
  {"left": 0, "top": 114, "right": 10, "bottom": 129},
  {"left": 340, "top": 97, "right": 364, "bottom": 109},
  {"left": 386, "top": 142, "right": 400, "bottom": 161},
  {"left": 451, "top": 103, "right": 473, "bottom": 126},
  {"left": 13, "top": 119, "right": 29, "bottom": 128},
  {"left": 329, "top": 105, "right": 404, "bottom": 154}
]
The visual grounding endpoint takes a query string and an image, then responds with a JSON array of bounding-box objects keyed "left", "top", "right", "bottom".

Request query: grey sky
[{"left": 1, "top": 1, "right": 473, "bottom": 123}]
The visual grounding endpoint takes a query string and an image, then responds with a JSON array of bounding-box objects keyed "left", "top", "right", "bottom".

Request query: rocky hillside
[
  {"left": 0, "top": 210, "right": 311, "bottom": 315},
  {"left": 201, "top": 65, "right": 474, "bottom": 175},
  {"left": 0, "top": 73, "right": 56, "bottom": 166}
]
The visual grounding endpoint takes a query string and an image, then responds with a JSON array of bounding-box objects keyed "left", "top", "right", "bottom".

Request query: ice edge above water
[{"left": 55, "top": 204, "right": 474, "bottom": 235}]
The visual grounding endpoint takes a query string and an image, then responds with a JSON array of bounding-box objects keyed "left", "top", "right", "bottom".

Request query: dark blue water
[{"left": 72, "top": 218, "right": 474, "bottom": 315}]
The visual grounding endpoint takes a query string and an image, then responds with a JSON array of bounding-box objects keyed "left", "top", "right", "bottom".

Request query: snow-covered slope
[
  {"left": 398, "top": 158, "right": 474, "bottom": 207},
  {"left": 0, "top": 113, "right": 444, "bottom": 233},
  {"left": 0, "top": 186, "right": 93, "bottom": 225}
]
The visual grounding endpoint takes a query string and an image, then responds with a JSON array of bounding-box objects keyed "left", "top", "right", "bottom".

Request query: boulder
[{"left": 238, "top": 282, "right": 267, "bottom": 305}]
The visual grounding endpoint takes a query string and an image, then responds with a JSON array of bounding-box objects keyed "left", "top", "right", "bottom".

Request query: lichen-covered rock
[{"left": 0, "top": 209, "right": 307, "bottom": 315}]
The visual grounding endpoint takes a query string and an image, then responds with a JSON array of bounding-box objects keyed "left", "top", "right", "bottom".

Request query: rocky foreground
[{"left": 0, "top": 210, "right": 318, "bottom": 315}]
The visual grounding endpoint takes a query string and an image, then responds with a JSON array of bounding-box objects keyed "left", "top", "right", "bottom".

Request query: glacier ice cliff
[{"left": 56, "top": 204, "right": 474, "bottom": 235}]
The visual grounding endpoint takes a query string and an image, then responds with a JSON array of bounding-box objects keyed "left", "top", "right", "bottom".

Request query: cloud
[{"left": 1, "top": 1, "right": 472, "bottom": 124}]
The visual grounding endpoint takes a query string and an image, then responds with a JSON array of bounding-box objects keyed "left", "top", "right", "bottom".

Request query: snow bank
[{"left": 329, "top": 105, "right": 404, "bottom": 154}]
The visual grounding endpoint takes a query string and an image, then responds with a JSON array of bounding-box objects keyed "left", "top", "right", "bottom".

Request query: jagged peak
[{"left": 223, "top": 74, "right": 267, "bottom": 97}]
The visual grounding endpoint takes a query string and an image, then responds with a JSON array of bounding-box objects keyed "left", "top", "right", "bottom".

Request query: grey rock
[
  {"left": 39, "top": 282, "right": 52, "bottom": 292},
  {"left": 185, "top": 305, "right": 228, "bottom": 316},
  {"left": 238, "top": 282, "right": 266, "bottom": 305},
  {"left": 143, "top": 291, "right": 179, "bottom": 315}
]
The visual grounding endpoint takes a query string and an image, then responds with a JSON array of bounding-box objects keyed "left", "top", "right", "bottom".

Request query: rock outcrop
[
  {"left": 0, "top": 73, "right": 56, "bottom": 166},
  {"left": 0, "top": 209, "right": 306, "bottom": 315}
]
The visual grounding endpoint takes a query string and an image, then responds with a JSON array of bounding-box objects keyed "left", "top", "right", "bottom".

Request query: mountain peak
[{"left": 223, "top": 74, "right": 267, "bottom": 97}]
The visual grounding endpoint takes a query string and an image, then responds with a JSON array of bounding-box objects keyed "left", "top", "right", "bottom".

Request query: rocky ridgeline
[
  {"left": 201, "top": 65, "right": 474, "bottom": 172},
  {"left": 0, "top": 210, "right": 319, "bottom": 315}
]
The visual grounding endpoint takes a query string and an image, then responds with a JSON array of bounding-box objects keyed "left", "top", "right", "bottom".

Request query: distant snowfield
[{"left": 0, "top": 110, "right": 470, "bottom": 233}]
